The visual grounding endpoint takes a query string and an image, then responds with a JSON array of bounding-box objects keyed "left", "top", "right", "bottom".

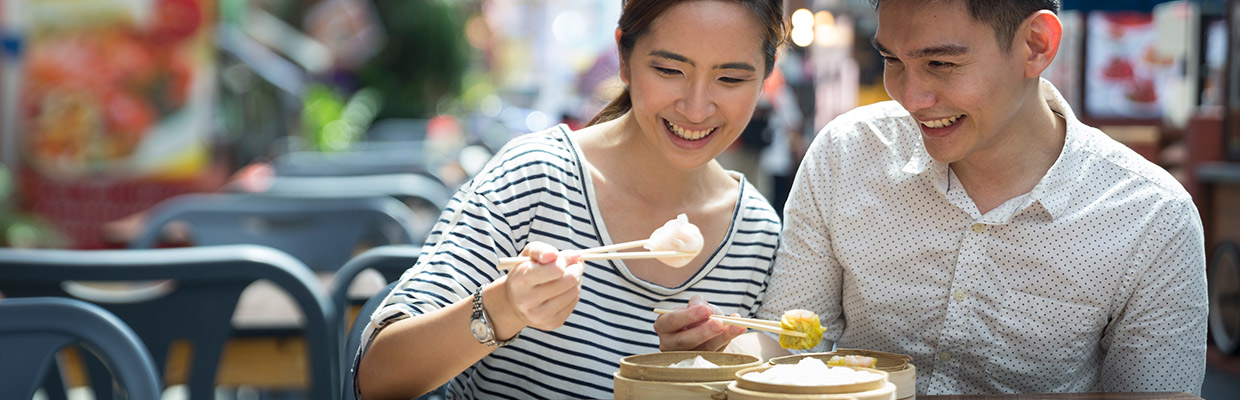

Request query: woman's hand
[
  {"left": 653, "top": 295, "right": 747, "bottom": 351},
  {"left": 501, "top": 241, "right": 585, "bottom": 331}
]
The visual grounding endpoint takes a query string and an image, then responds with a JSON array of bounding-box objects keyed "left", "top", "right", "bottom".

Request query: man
[{"left": 654, "top": 0, "right": 1207, "bottom": 395}]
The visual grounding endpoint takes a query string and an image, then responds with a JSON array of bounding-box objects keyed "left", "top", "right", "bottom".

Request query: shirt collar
[
  {"left": 1027, "top": 78, "right": 1082, "bottom": 220},
  {"left": 900, "top": 78, "right": 1082, "bottom": 220}
]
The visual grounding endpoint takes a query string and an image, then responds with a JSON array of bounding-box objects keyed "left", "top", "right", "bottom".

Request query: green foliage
[{"left": 359, "top": 0, "right": 469, "bottom": 119}]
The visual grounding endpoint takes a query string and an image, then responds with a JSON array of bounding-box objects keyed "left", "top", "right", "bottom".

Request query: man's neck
[{"left": 952, "top": 101, "right": 1067, "bottom": 215}]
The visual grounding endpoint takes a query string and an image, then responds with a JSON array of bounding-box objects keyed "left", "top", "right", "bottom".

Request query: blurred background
[{"left": 2, "top": 0, "right": 1240, "bottom": 398}]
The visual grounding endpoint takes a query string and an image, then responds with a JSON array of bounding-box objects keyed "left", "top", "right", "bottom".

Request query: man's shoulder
[
  {"left": 826, "top": 101, "right": 912, "bottom": 130},
  {"left": 819, "top": 101, "right": 918, "bottom": 146},
  {"left": 1071, "top": 124, "right": 1191, "bottom": 201}
]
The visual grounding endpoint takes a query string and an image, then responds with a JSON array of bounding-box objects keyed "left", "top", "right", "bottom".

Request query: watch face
[{"left": 470, "top": 318, "right": 492, "bottom": 342}]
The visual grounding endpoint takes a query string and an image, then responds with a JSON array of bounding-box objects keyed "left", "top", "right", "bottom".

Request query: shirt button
[
  {"left": 953, "top": 290, "right": 967, "bottom": 301},
  {"left": 939, "top": 351, "right": 952, "bottom": 361},
  {"left": 971, "top": 223, "right": 984, "bottom": 233}
]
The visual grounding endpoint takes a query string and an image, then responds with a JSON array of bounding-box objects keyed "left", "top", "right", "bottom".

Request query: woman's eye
[{"left": 654, "top": 67, "right": 681, "bottom": 76}]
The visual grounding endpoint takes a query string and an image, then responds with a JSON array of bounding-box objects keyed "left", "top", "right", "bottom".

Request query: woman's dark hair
[
  {"left": 587, "top": 0, "right": 787, "bottom": 126},
  {"left": 870, "top": 0, "right": 1059, "bottom": 53}
]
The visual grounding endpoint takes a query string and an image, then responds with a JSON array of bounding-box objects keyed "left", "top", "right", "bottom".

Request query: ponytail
[{"left": 586, "top": 87, "right": 632, "bottom": 126}]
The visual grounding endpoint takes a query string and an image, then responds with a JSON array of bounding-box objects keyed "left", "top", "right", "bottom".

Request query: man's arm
[
  {"left": 1101, "top": 200, "right": 1207, "bottom": 395},
  {"left": 752, "top": 126, "right": 846, "bottom": 346}
]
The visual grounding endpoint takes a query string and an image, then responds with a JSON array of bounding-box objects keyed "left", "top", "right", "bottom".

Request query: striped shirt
[{"left": 360, "top": 125, "right": 782, "bottom": 399}]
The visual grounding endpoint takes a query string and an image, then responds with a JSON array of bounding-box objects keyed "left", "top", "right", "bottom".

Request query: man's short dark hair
[{"left": 870, "top": 0, "right": 1060, "bottom": 52}]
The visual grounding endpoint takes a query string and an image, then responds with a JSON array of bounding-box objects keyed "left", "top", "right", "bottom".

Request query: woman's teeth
[
  {"left": 921, "top": 115, "right": 962, "bottom": 129},
  {"left": 666, "top": 120, "right": 714, "bottom": 140}
]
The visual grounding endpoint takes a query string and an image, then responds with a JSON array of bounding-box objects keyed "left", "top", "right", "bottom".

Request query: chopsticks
[
  {"left": 496, "top": 239, "right": 696, "bottom": 271},
  {"left": 652, "top": 308, "right": 807, "bottom": 338},
  {"left": 496, "top": 240, "right": 684, "bottom": 271}
]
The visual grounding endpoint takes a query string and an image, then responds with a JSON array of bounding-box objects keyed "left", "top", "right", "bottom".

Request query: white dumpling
[{"left": 644, "top": 213, "right": 703, "bottom": 267}]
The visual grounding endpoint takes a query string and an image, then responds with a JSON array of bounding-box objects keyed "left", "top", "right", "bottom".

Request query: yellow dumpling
[
  {"left": 779, "top": 309, "right": 824, "bottom": 350},
  {"left": 827, "top": 355, "right": 877, "bottom": 368}
]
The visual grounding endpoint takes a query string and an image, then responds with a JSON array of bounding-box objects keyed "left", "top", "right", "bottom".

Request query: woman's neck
[{"left": 577, "top": 113, "right": 728, "bottom": 208}]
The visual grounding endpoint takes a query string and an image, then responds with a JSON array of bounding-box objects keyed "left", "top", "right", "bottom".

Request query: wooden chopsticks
[{"left": 652, "top": 308, "right": 807, "bottom": 338}]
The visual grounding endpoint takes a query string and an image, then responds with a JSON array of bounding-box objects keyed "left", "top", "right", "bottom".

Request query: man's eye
[
  {"left": 928, "top": 61, "right": 955, "bottom": 68},
  {"left": 882, "top": 56, "right": 900, "bottom": 65}
]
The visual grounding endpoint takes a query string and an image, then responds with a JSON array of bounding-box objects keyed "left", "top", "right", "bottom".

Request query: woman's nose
[{"left": 676, "top": 81, "right": 716, "bottom": 123}]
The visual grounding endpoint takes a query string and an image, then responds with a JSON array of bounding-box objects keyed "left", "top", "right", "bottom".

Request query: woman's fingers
[{"left": 506, "top": 246, "right": 584, "bottom": 330}]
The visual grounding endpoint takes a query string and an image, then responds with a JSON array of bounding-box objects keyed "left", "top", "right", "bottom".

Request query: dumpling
[
  {"left": 779, "top": 309, "right": 824, "bottom": 350},
  {"left": 643, "top": 213, "right": 703, "bottom": 267}
]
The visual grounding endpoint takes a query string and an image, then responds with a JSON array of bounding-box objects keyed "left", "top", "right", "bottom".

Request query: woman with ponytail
[{"left": 356, "top": 1, "right": 787, "bottom": 398}]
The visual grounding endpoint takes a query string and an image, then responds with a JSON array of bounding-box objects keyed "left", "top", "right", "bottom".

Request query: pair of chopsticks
[
  {"left": 496, "top": 239, "right": 692, "bottom": 271},
  {"left": 652, "top": 308, "right": 807, "bottom": 338}
]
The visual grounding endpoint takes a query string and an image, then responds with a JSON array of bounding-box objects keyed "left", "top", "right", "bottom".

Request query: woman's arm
[{"left": 357, "top": 243, "right": 584, "bottom": 399}]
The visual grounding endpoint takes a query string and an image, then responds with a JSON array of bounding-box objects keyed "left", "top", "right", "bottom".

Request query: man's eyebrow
[
  {"left": 650, "top": 50, "right": 756, "bottom": 72},
  {"left": 871, "top": 37, "right": 889, "bottom": 54},
  {"left": 871, "top": 37, "right": 969, "bottom": 58}
]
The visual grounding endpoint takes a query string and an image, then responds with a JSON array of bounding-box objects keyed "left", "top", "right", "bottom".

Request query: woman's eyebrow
[{"left": 649, "top": 49, "right": 755, "bottom": 72}]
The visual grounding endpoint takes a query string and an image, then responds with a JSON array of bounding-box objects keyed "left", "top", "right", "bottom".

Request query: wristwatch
[{"left": 470, "top": 290, "right": 517, "bottom": 347}]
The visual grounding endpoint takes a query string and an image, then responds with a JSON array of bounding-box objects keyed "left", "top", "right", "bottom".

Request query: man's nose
[{"left": 889, "top": 71, "right": 936, "bottom": 112}]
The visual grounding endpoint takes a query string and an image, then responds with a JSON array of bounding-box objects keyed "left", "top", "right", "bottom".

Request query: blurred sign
[
  {"left": 10, "top": 0, "right": 224, "bottom": 249},
  {"left": 20, "top": 0, "right": 215, "bottom": 181}
]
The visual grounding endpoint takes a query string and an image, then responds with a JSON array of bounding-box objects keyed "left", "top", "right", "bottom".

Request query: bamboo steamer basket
[
  {"left": 769, "top": 349, "right": 916, "bottom": 400},
  {"left": 726, "top": 365, "right": 895, "bottom": 400},
  {"left": 614, "top": 351, "right": 763, "bottom": 400}
]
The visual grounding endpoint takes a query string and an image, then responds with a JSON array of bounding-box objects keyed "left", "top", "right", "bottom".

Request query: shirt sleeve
[
  {"left": 755, "top": 125, "right": 846, "bottom": 346},
  {"left": 1100, "top": 199, "right": 1207, "bottom": 395}
]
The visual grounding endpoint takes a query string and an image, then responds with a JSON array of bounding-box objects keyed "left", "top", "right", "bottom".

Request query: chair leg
[
  {"left": 40, "top": 362, "right": 69, "bottom": 400},
  {"left": 83, "top": 353, "right": 115, "bottom": 400}
]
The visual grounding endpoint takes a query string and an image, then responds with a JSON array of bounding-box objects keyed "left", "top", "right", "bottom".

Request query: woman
[{"left": 355, "top": 1, "right": 786, "bottom": 398}]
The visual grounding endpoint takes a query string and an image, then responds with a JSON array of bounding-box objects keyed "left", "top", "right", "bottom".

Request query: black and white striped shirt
[{"left": 361, "top": 125, "right": 781, "bottom": 399}]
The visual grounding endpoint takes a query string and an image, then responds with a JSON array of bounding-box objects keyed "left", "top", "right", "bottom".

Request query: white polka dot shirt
[{"left": 756, "top": 80, "right": 1208, "bottom": 395}]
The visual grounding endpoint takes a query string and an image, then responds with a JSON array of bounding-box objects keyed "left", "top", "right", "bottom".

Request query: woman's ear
[
  {"left": 1021, "top": 10, "right": 1062, "bottom": 78},
  {"left": 615, "top": 28, "right": 631, "bottom": 85}
]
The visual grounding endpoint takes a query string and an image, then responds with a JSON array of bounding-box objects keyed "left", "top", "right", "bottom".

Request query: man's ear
[
  {"left": 1021, "top": 10, "right": 1062, "bottom": 78},
  {"left": 616, "top": 28, "right": 630, "bottom": 86}
]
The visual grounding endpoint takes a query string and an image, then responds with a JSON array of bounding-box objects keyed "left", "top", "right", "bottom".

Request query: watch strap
[{"left": 472, "top": 290, "right": 518, "bottom": 347}]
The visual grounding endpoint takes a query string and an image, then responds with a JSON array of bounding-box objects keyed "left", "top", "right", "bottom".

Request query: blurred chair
[
  {"left": 262, "top": 173, "right": 452, "bottom": 237},
  {"left": 128, "top": 193, "right": 421, "bottom": 273},
  {"left": 273, "top": 143, "right": 451, "bottom": 180},
  {"left": 342, "top": 281, "right": 446, "bottom": 400},
  {"left": 330, "top": 245, "right": 421, "bottom": 366},
  {"left": 0, "top": 297, "right": 162, "bottom": 400},
  {"left": 330, "top": 244, "right": 422, "bottom": 318},
  {"left": 0, "top": 245, "right": 337, "bottom": 400},
  {"left": 364, "top": 118, "right": 429, "bottom": 142}
]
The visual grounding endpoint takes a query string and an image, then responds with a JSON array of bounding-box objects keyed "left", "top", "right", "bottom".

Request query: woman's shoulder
[
  {"left": 474, "top": 125, "right": 584, "bottom": 185},
  {"left": 493, "top": 125, "right": 580, "bottom": 162}
]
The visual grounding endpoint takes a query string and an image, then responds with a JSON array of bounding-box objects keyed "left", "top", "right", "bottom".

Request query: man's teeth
[
  {"left": 921, "top": 115, "right": 961, "bottom": 129},
  {"left": 667, "top": 120, "right": 714, "bottom": 140}
]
